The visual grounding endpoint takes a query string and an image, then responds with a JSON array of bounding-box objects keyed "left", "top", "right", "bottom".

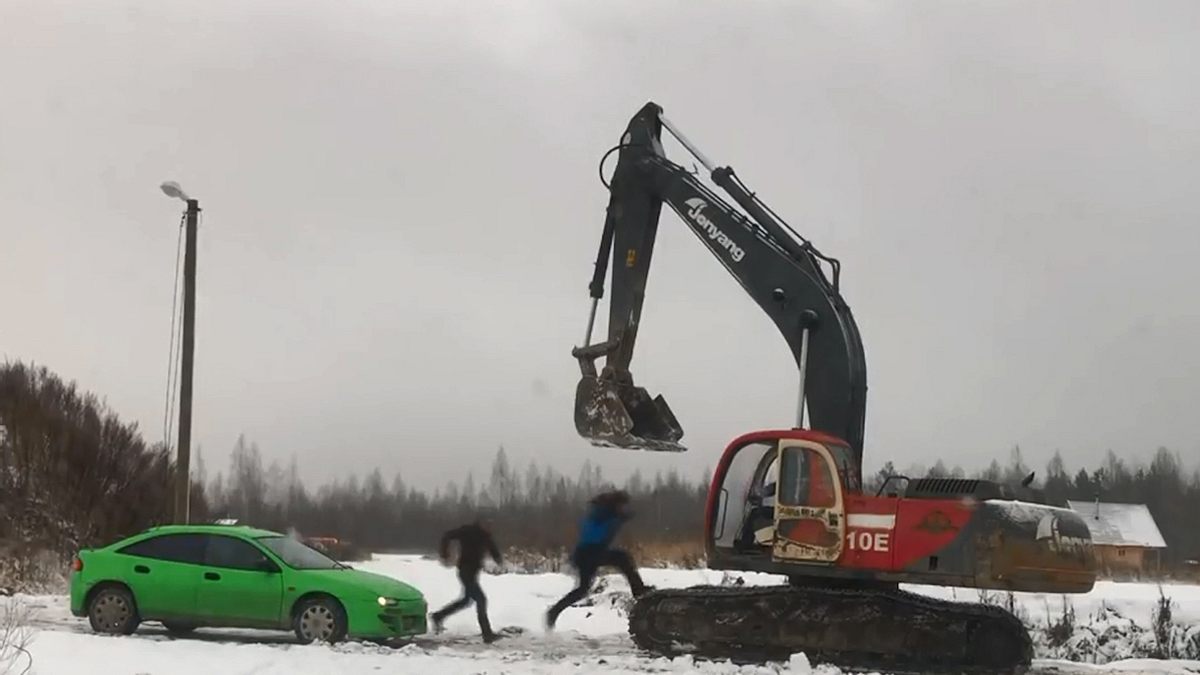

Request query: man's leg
[
  {"left": 602, "top": 548, "right": 648, "bottom": 596},
  {"left": 431, "top": 568, "right": 476, "bottom": 632},
  {"left": 462, "top": 573, "right": 495, "bottom": 640},
  {"left": 431, "top": 594, "right": 469, "bottom": 633},
  {"left": 546, "top": 551, "right": 599, "bottom": 628}
]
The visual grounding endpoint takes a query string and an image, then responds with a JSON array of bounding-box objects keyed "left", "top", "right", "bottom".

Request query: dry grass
[
  {"left": 628, "top": 540, "right": 706, "bottom": 569},
  {"left": 0, "top": 599, "right": 33, "bottom": 675},
  {"left": 0, "top": 543, "right": 68, "bottom": 595},
  {"left": 479, "top": 541, "right": 706, "bottom": 575}
]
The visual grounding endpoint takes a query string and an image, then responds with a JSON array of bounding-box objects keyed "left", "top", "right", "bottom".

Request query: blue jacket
[{"left": 574, "top": 503, "right": 627, "bottom": 552}]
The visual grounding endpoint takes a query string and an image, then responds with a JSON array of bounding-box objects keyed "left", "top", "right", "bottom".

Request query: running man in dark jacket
[
  {"left": 431, "top": 517, "right": 501, "bottom": 642},
  {"left": 546, "top": 490, "right": 649, "bottom": 628}
]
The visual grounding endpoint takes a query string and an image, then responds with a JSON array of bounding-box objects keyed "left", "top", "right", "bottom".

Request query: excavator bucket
[{"left": 574, "top": 376, "right": 686, "bottom": 452}]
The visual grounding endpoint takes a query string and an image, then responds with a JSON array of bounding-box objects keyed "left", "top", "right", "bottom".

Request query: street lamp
[
  {"left": 160, "top": 181, "right": 190, "bottom": 202},
  {"left": 163, "top": 181, "right": 200, "bottom": 524}
]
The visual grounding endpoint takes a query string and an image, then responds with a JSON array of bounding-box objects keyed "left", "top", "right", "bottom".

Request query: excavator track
[{"left": 628, "top": 584, "right": 1033, "bottom": 675}]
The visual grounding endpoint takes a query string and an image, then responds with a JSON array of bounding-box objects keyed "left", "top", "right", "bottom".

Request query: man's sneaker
[
  {"left": 544, "top": 610, "right": 557, "bottom": 631},
  {"left": 431, "top": 615, "right": 445, "bottom": 634},
  {"left": 482, "top": 632, "right": 500, "bottom": 644}
]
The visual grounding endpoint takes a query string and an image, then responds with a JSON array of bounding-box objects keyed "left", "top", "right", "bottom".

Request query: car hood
[{"left": 301, "top": 568, "right": 424, "bottom": 601}]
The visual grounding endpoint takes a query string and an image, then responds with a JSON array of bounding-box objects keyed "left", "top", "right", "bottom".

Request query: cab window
[
  {"left": 751, "top": 450, "right": 779, "bottom": 503},
  {"left": 827, "top": 444, "right": 859, "bottom": 493},
  {"left": 778, "top": 446, "right": 836, "bottom": 508}
]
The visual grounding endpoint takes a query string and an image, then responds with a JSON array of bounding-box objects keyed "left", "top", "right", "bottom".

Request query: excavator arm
[{"left": 572, "top": 102, "right": 868, "bottom": 470}]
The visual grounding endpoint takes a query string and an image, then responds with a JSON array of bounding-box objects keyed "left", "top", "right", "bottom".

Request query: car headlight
[{"left": 377, "top": 596, "right": 399, "bottom": 607}]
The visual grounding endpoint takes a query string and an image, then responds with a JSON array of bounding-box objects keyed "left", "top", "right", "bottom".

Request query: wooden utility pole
[{"left": 175, "top": 198, "right": 200, "bottom": 523}]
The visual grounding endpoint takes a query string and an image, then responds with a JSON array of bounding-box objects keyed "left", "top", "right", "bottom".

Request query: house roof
[{"left": 1067, "top": 500, "right": 1167, "bottom": 548}]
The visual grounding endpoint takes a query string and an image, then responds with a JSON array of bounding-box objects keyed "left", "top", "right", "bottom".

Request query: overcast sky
[{"left": 2, "top": 1, "right": 1197, "bottom": 490}]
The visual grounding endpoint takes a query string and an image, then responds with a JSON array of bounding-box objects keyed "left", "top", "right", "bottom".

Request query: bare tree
[{"left": 0, "top": 362, "right": 203, "bottom": 588}]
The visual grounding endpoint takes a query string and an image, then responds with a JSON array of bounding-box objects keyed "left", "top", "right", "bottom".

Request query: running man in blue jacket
[{"left": 546, "top": 490, "right": 649, "bottom": 628}]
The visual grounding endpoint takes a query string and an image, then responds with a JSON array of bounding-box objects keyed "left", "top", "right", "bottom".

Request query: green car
[{"left": 69, "top": 524, "right": 426, "bottom": 642}]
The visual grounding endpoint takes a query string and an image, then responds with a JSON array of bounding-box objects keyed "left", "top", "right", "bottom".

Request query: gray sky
[{"left": 2, "top": 1, "right": 1198, "bottom": 489}]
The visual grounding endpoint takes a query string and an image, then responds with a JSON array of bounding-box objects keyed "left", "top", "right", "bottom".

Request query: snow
[
  {"left": 988, "top": 499, "right": 1085, "bottom": 522},
  {"left": 905, "top": 580, "right": 1200, "bottom": 627},
  {"left": 1036, "top": 660, "right": 1200, "bottom": 674},
  {"left": 24, "top": 631, "right": 853, "bottom": 675},
  {"left": 1067, "top": 501, "right": 1168, "bottom": 548},
  {"left": 6, "top": 554, "right": 1200, "bottom": 674}
]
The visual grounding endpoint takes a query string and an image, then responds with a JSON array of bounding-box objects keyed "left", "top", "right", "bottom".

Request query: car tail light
[{"left": 71, "top": 556, "right": 83, "bottom": 572}]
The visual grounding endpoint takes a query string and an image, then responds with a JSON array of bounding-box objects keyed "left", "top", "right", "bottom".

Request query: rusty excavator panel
[
  {"left": 574, "top": 375, "right": 685, "bottom": 452},
  {"left": 973, "top": 499, "right": 1097, "bottom": 593}
]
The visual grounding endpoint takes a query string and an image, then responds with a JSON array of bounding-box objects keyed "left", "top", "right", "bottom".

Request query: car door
[
  {"left": 771, "top": 440, "right": 846, "bottom": 564},
  {"left": 194, "top": 534, "right": 285, "bottom": 628},
  {"left": 116, "top": 533, "right": 206, "bottom": 622}
]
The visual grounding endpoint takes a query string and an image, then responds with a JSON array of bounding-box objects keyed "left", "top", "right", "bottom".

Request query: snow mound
[{"left": 1038, "top": 603, "right": 1200, "bottom": 663}]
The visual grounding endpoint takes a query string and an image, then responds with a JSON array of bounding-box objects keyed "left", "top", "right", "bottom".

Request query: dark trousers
[
  {"left": 548, "top": 546, "right": 646, "bottom": 623},
  {"left": 432, "top": 567, "right": 493, "bottom": 636}
]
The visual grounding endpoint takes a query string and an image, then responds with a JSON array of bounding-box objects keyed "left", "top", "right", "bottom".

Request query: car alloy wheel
[{"left": 298, "top": 603, "right": 337, "bottom": 642}]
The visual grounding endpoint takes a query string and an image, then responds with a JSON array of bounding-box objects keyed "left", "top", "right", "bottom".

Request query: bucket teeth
[{"left": 574, "top": 377, "right": 686, "bottom": 452}]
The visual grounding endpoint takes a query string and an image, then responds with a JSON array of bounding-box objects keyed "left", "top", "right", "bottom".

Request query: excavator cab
[
  {"left": 716, "top": 431, "right": 853, "bottom": 564},
  {"left": 708, "top": 429, "right": 1096, "bottom": 594}
]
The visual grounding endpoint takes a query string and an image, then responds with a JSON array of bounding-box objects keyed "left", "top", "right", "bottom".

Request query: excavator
[{"left": 570, "top": 102, "right": 1097, "bottom": 674}]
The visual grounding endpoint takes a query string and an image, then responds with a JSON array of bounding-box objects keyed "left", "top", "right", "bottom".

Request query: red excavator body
[{"left": 704, "top": 430, "right": 1095, "bottom": 594}]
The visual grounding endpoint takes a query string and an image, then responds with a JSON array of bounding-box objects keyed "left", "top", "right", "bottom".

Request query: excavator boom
[{"left": 573, "top": 102, "right": 867, "bottom": 469}]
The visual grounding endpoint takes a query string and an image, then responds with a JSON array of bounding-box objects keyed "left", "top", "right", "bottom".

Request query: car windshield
[{"left": 257, "top": 536, "right": 344, "bottom": 570}]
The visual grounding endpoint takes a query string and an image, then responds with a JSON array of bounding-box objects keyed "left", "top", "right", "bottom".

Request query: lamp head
[{"left": 160, "top": 181, "right": 190, "bottom": 202}]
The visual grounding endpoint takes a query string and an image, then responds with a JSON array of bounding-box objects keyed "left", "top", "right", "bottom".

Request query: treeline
[
  {"left": 4, "top": 358, "right": 1197, "bottom": 580},
  {"left": 203, "top": 436, "right": 709, "bottom": 557},
  {"left": 869, "top": 446, "right": 1200, "bottom": 565},
  {"left": 0, "top": 362, "right": 203, "bottom": 587},
  {"left": 208, "top": 440, "right": 1200, "bottom": 566}
]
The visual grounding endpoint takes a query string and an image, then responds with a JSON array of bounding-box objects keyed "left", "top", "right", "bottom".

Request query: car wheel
[
  {"left": 87, "top": 585, "right": 139, "bottom": 635},
  {"left": 293, "top": 596, "right": 347, "bottom": 644},
  {"left": 162, "top": 621, "right": 196, "bottom": 635}
]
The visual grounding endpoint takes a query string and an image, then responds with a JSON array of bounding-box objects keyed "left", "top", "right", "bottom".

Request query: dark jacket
[{"left": 440, "top": 523, "right": 501, "bottom": 573}]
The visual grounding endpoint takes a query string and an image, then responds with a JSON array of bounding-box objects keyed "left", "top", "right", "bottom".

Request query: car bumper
[
  {"left": 68, "top": 573, "right": 91, "bottom": 617},
  {"left": 348, "top": 598, "right": 427, "bottom": 638}
]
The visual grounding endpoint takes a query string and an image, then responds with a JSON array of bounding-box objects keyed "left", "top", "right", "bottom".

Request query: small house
[{"left": 1067, "top": 500, "right": 1166, "bottom": 578}]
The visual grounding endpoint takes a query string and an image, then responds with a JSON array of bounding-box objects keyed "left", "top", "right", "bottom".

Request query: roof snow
[{"left": 1067, "top": 500, "right": 1167, "bottom": 548}]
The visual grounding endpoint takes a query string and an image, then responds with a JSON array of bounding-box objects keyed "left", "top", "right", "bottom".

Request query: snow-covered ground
[{"left": 5, "top": 554, "right": 1200, "bottom": 675}]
